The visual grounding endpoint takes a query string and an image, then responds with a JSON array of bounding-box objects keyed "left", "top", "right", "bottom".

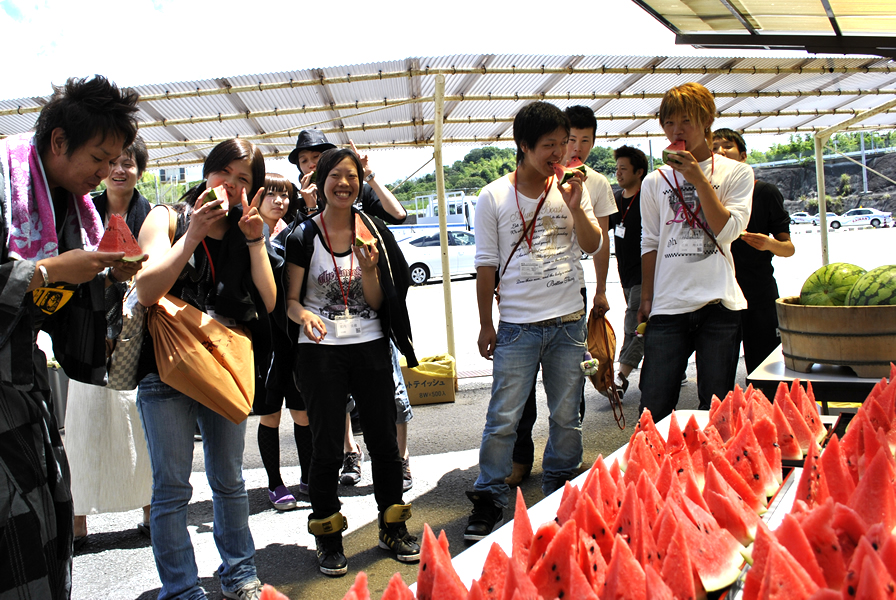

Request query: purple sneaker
[{"left": 268, "top": 485, "right": 297, "bottom": 511}]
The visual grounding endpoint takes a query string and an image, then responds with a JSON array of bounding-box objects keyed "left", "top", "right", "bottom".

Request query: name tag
[
  {"left": 615, "top": 224, "right": 626, "bottom": 239},
  {"left": 334, "top": 314, "right": 362, "bottom": 338},
  {"left": 680, "top": 235, "right": 704, "bottom": 255},
  {"left": 519, "top": 258, "right": 544, "bottom": 278}
]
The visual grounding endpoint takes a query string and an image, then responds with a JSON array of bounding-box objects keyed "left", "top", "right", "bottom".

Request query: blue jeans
[
  {"left": 137, "top": 374, "right": 256, "bottom": 600},
  {"left": 638, "top": 303, "right": 741, "bottom": 423},
  {"left": 474, "top": 317, "right": 586, "bottom": 507}
]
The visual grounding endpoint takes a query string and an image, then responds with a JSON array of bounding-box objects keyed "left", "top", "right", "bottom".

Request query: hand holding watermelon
[
  {"left": 40, "top": 249, "right": 126, "bottom": 286},
  {"left": 238, "top": 187, "right": 266, "bottom": 241},
  {"left": 551, "top": 162, "right": 585, "bottom": 212}
]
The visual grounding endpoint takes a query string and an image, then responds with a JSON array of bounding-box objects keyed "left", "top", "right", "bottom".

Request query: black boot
[
  {"left": 308, "top": 512, "right": 348, "bottom": 576},
  {"left": 464, "top": 491, "right": 504, "bottom": 542},
  {"left": 378, "top": 503, "right": 420, "bottom": 562}
]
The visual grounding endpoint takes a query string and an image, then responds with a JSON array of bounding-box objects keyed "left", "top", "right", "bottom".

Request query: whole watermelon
[
  {"left": 799, "top": 263, "right": 867, "bottom": 306},
  {"left": 845, "top": 265, "right": 896, "bottom": 305}
]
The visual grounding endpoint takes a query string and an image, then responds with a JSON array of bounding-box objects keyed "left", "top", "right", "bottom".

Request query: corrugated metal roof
[{"left": 1, "top": 53, "right": 894, "bottom": 167}]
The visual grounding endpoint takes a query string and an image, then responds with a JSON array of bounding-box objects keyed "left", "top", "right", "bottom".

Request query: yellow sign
[{"left": 32, "top": 285, "right": 74, "bottom": 315}]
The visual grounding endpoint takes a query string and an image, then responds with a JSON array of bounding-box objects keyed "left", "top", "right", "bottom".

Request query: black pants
[
  {"left": 296, "top": 338, "right": 402, "bottom": 519},
  {"left": 740, "top": 298, "right": 781, "bottom": 375}
]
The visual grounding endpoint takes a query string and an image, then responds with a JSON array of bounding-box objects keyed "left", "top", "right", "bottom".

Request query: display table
[{"left": 746, "top": 345, "right": 878, "bottom": 415}]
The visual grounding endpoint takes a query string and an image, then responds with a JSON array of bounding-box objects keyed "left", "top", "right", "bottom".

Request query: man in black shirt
[
  {"left": 712, "top": 129, "right": 795, "bottom": 374},
  {"left": 609, "top": 146, "right": 648, "bottom": 397}
]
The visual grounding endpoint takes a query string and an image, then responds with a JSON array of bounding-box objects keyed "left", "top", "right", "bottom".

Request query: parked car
[
  {"left": 811, "top": 212, "right": 842, "bottom": 228},
  {"left": 399, "top": 230, "right": 477, "bottom": 285},
  {"left": 789, "top": 211, "right": 814, "bottom": 224},
  {"left": 839, "top": 207, "right": 893, "bottom": 228}
]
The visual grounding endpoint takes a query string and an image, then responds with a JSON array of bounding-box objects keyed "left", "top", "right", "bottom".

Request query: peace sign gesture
[
  {"left": 238, "top": 187, "right": 266, "bottom": 240},
  {"left": 349, "top": 139, "right": 372, "bottom": 179}
]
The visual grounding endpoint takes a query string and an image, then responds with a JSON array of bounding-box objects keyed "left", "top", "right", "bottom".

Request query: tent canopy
[{"left": 1, "top": 53, "right": 895, "bottom": 169}]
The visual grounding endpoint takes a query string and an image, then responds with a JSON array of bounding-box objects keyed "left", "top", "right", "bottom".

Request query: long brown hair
[{"left": 182, "top": 139, "right": 266, "bottom": 207}]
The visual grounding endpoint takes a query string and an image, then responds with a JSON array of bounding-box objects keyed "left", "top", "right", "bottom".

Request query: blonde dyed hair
[{"left": 658, "top": 82, "right": 716, "bottom": 149}]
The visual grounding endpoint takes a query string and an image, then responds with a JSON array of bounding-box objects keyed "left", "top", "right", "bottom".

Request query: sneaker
[
  {"left": 614, "top": 372, "right": 629, "bottom": 400},
  {"left": 297, "top": 480, "right": 310, "bottom": 496},
  {"left": 268, "top": 485, "right": 297, "bottom": 511},
  {"left": 505, "top": 462, "right": 532, "bottom": 487},
  {"left": 340, "top": 450, "right": 363, "bottom": 486},
  {"left": 379, "top": 522, "right": 420, "bottom": 562},
  {"left": 315, "top": 534, "right": 348, "bottom": 576},
  {"left": 401, "top": 457, "right": 413, "bottom": 492},
  {"left": 223, "top": 578, "right": 263, "bottom": 600},
  {"left": 464, "top": 491, "right": 504, "bottom": 542}
]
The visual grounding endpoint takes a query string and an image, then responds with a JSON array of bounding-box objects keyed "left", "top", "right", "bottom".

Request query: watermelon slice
[
  {"left": 755, "top": 543, "right": 820, "bottom": 599},
  {"left": 645, "top": 564, "right": 675, "bottom": 600},
  {"left": 578, "top": 528, "right": 608, "bottom": 593},
  {"left": 206, "top": 184, "right": 229, "bottom": 212},
  {"left": 354, "top": 213, "right": 376, "bottom": 247},
  {"left": 752, "top": 416, "right": 783, "bottom": 484},
  {"left": 772, "top": 399, "right": 804, "bottom": 461},
  {"left": 97, "top": 214, "right": 146, "bottom": 262},
  {"left": 259, "top": 584, "right": 290, "bottom": 600},
  {"left": 432, "top": 559, "right": 469, "bottom": 600},
  {"left": 380, "top": 573, "right": 414, "bottom": 600},
  {"left": 601, "top": 534, "right": 646, "bottom": 600},
  {"left": 772, "top": 514, "right": 827, "bottom": 588},
  {"left": 817, "top": 435, "right": 856, "bottom": 505},
  {"left": 551, "top": 161, "right": 586, "bottom": 185},
  {"left": 344, "top": 572, "right": 370, "bottom": 600},
  {"left": 526, "top": 519, "right": 560, "bottom": 570},
  {"left": 528, "top": 519, "right": 581, "bottom": 600},
  {"left": 794, "top": 499, "right": 847, "bottom": 589},
  {"left": 510, "top": 487, "right": 532, "bottom": 567},
  {"left": 572, "top": 492, "right": 614, "bottom": 562},
  {"left": 662, "top": 140, "right": 687, "bottom": 164},
  {"left": 778, "top": 390, "right": 815, "bottom": 455},
  {"left": 477, "top": 543, "right": 509, "bottom": 600},
  {"left": 724, "top": 419, "right": 779, "bottom": 498},
  {"left": 672, "top": 498, "right": 745, "bottom": 591},
  {"left": 502, "top": 553, "right": 539, "bottom": 600},
  {"left": 417, "top": 524, "right": 464, "bottom": 600},
  {"left": 848, "top": 447, "right": 896, "bottom": 532},
  {"left": 465, "top": 579, "right": 485, "bottom": 600},
  {"left": 662, "top": 523, "right": 706, "bottom": 600},
  {"left": 794, "top": 439, "right": 829, "bottom": 507},
  {"left": 851, "top": 552, "right": 896, "bottom": 600},
  {"left": 832, "top": 502, "right": 869, "bottom": 566},
  {"left": 709, "top": 394, "right": 736, "bottom": 442},
  {"left": 556, "top": 481, "right": 580, "bottom": 525}
]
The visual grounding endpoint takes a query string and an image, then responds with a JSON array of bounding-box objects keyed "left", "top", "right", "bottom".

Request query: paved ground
[{"left": 69, "top": 226, "right": 895, "bottom": 599}]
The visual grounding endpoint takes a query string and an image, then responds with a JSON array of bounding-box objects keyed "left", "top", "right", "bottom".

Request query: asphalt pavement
[{"left": 70, "top": 226, "right": 895, "bottom": 599}]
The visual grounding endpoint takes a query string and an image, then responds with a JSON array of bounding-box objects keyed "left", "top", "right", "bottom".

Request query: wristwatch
[{"left": 365, "top": 172, "right": 375, "bottom": 183}]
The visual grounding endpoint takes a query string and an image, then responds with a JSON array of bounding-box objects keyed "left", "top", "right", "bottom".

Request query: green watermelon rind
[
  {"left": 799, "top": 262, "right": 866, "bottom": 306},
  {"left": 845, "top": 264, "right": 896, "bottom": 306}
]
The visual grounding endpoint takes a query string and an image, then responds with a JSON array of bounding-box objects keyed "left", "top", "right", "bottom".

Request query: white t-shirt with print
[
  {"left": 474, "top": 174, "right": 598, "bottom": 324},
  {"left": 640, "top": 154, "right": 754, "bottom": 316}
]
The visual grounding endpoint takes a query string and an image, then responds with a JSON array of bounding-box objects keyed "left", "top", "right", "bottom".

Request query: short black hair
[
  {"left": 314, "top": 148, "right": 364, "bottom": 209},
  {"left": 713, "top": 128, "right": 747, "bottom": 154},
  {"left": 614, "top": 145, "right": 649, "bottom": 181},
  {"left": 182, "top": 138, "right": 265, "bottom": 207},
  {"left": 564, "top": 105, "right": 597, "bottom": 137},
  {"left": 123, "top": 136, "right": 148, "bottom": 177},
  {"left": 33, "top": 75, "right": 140, "bottom": 156},
  {"left": 263, "top": 173, "right": 299, "bottom": 223},
  {"left": 513, "top": 102, "right": 570, "bottom": 164}
]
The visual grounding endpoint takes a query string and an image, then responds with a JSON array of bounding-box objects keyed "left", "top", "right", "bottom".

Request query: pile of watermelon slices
[{"left": 336, "top": 371, "right": 895, "bottom": 600}]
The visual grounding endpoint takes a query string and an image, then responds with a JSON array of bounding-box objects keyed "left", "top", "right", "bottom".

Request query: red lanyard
[
  {"left": 513, "top": 174, "right": 553, "bottom": 252},
  {"left": 657, "top": 154, "right": 724, "bottom": 256},
  {"left": 318, "top": 215, "right": 354, "bottom": 312},
  {"left": 618, "top": 192, "right": 637, "bottom": 225},
  {"left": 201, "top": 240, "right": 215, "bottom": 282}
]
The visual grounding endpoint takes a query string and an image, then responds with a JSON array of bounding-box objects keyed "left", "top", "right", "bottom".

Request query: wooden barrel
[{"left": 775, "top": 296, "right": 896, "bottom": 378}]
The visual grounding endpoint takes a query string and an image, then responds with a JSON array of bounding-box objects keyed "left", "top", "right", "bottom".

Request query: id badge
[
  {"left": 519, "top": 258, "right": 544, "bottom": 278},
  {"left": 206, "top": 306, "right": 237, "bottom": 328},
  {"left": 680, "top": 236, "right": 704, "bottom": 255},
  {"left": 335, "top": 313, "right": 362, "bottom": 338},
  {"left": 615, "top": 224, "right": 626, "bottom": 239}
]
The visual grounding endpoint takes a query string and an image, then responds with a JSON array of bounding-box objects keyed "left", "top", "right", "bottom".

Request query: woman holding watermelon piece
[
  {"left": 66, "top": 137, "right": 154, "bottom": 547},
  {"left": 134, "top": 139, "right": 275, "bottom": 599},
  {"left": 284, "top": 148, "right": 418, "bottom": 576},
  {"left": 637, "top": 82, "right": 753, "bottom": 422}
]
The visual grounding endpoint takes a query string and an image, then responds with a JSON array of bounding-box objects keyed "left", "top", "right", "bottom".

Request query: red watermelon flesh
[
  {"left": 98, "top": 214, "right": 146, "bottom": 261},
  {"left": 654, "top": 456, "right": 676, "bottom": 500},
  {"left": 704, "top": 444, "right": 766, "bottom": 512},
  {"left": 864, "top": 398, "right": 896, "bottom": 455},
  {"left": 861, "top": 424, "right": 895, "bottom": 476},
  {"left": 772, "top": 399, "right": 804, "bottom": 461},
  {"left": 880, "top": 530, "right": 896, "bottom": 582},
  {"left": 791, "top": 381, "right": 827, "bottom": 444},
  {"left": 259, "top": 584, "right": 290, "bottom": 600},
  {"left": 833, "top": 502, "right": 870, "bottom": 565},
  {"left": 756, "top": 543, "right": 820, "bottom": 600},
  {"left": 663, "top": 140, "right": 687, "bottom": 164},
  {"left": 746, "top": 391, "right": 775, "bottom": 424},
  {"left": 551, "top": 161, "right": 586, "bottom": 186},
  {"left": 478, "top": 543, "right": 509, "bottom": 600},
  {"left": 704, "top": 488, "right": 756, "bottom": 546},
  {"left": 743, "top": 521, "right": 774, "bottom": 600},
  {"left": 817, "top": 435, "right": 856, "bottom": 505},
  {"left": 432, "top": 564, "right": 468, "bottom": 600},
  {"left": 684, "top": 468, "right": 712, "bottom": 515},
  {"left": 417, "top": 524, "right": 449, "bottom": 600},
  {"left": 611, "top": 482, "right": 640, "bottom": 547},
  {"left": 840, "top": 409, "right": 868, "bottom": 482},
  {"left": 724, "top": 419, "right": 779, "bottom": 498},
  {"left": 842, "top": 536, "right": 896, "bottom": 599},
  {"left": 345, "top": 571, "right": 370, "bottom": 600},
  {"left": 502, "top": 555, "right": 539, "bottom": 600},
  {"left": 852, "top": 552, "right": 896, "bottom": 600},
  {"left": 609, "top": 457, "right": 623, "bottom": 484},
  {"left": 708, "top": 395, "right": 736, "bottom": 442},
  {"left": 565, "top": 554, "right": 599, "bottom": 600},
  {"left": 578, "top": 529, "right": 608, "bottom": 593},
  {"left": 795, "top": 499, "right": 847, "bottom": 589},
  {"left": 778, "top": 389, "right": 815, "bottom": 454},
  {"left": 510, "top": 488, "right": 532, "bottom": 568},
  {"left": 636, "top": 511, "right": 661, "bottom": 573},
  {"left": 635, "top": 470, "right": 664, "bottom": 529},
  {"left": 353, "top": 213, "right": 376, "bottom": 247},
  {"left": 773, "top": 514, "right": 827, "bottom": 588},
  {"left": 752, "top": 416, "right": 783, "bottom": 484},
  {"left": 556, "top": 481, "right": 580, "bottom": 526},
  {"left": 381, "top": 573, "right": 414, "bottom": 600},
  {"left": 645, "top": 564, "right": 675, "bottom": 600},
  {"left": 674, "top": 498, "right": 745, "bottom": 591},
  {"left": 795, "top": 439, "right": 829, "bottom": 508},
  {"left": 592, "top": 455, "right": 620, "bottom": 522},
  {"left": 573, "top": 491, "right": 614, "bottom": 562},
  {"left": 848, "top": 447, "right": 896, "bottom": 532},
  {"left": 635, "top": 408, "right": 667, "bottom": 460},
  {"left": 623, "top": 432, "right": 660, "bottom": 487},
  {"left": 526, "top": 519, "right": 559, "bottom": 571},
  {"left": 682, "top": 415, "right": 707, "bottom": 487},
  {"left": 601, "top": 534, "right": 646, "bottom": 600},
  {"left": 528, "top": 519, "right": 580, "bottom": 600},
  {"left": 466, "top": 579, "right": 486, "bottom": 600},
  {"left": 662, "top": 524, "right": 705, "bottom": 600}
]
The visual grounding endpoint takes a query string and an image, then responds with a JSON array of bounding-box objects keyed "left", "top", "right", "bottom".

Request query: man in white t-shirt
[
  {"left": 465, "top": 102, "right": 602, "bottom": 542},
  {"left": 638, "top": 82, "right": 754, "bottom": 423}
]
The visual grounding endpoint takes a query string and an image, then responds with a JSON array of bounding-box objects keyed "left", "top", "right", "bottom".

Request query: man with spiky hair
[{"left": 0, "top": 75, "right": 139, "bottom": 598}]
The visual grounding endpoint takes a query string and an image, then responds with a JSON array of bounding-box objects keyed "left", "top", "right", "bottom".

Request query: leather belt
[{"left": 530, "top": 308, "right": 586, "bottom": 327}]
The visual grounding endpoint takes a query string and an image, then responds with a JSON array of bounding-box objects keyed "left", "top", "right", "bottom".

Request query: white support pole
[
  {"left": 815, "top": 135, "right": 830, "bottom": 265},
  {"left": 433, "top": 74, "right": 456, "bottom": 359}
]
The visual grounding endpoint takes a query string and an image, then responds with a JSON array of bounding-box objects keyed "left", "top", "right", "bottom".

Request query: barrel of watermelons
[{"left": 775, "top": 296, "right": 896, "bottom": 378}]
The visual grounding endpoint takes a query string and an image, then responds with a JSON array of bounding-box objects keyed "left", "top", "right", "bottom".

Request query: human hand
[
  {"left": 637, "top": 299, "right": 652, "bottom": 327},
  {"left": 556, "top": 169, "right": 585, "bottom": 212},
  {"left": 45, "top": 249, "right": 125, "bottom": 285},
  {"left": 349, "top": 139, "right": 371, "bottom": 179},
  {"left": 110, "top": 255, "right": 147, "bottom": 282},
  {"left": 239, "top": 187, "right": 265, "bottom": 240},
  {"left": 353, "top": 241, "right": 379, "bottom": 271},
  {"left": 300, "top": 309, "right": 327, "bottom": 343},
  {"left": 665, "top": 150, "right": 707, "bottom": 187},
  {"left": 477, "top": 324, "right": 496, "bottom": 360},
  {"left": 187, "top": 188, "right": 228, "bottom": 242},
  {"left": 592, "top": 291, "right": 609, "bottom": 317},
  {"left": 299, "top": 171, "right": 318, "bottom": 207},
  {"left": 739, "top": 232, "right": 774, "bottom": 252}
]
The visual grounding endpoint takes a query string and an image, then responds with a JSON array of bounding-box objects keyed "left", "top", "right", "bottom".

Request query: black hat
[{"left": 287, "top": 130, "right": 337, "bottom": 165}]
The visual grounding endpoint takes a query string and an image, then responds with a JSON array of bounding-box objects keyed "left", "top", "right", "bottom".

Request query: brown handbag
[
  {"left": 586, "top": 309, "right": 625, "bottom": 429},
  {"left": 146, "top": 294, "right": 254, "bottom": 424}
]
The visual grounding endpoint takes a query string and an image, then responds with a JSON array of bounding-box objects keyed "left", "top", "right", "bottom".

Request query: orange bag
[
  {"left": 586, "top": 309, "right": 625, "bottom": 429},
  {"left": 147, "top": 295, "right": 254, "bottom": 424}
]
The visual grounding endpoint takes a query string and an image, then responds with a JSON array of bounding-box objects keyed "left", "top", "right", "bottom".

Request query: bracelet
[
  {"left": 37, "top": 264, "right": 49, "bottom": 287},
  {"left": 106, "top": 267, "right": 119, "bottom": 283},
  {"left": 246, "top": 236, "right": 265, "bottom": 247},
  {"left": 365, "top": 171, "right": 375, "bottom": 182}
]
